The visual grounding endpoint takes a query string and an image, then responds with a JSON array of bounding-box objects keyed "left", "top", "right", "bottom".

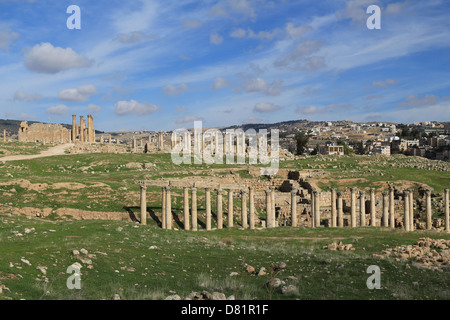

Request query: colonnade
[{"left": 138, "top": 181, "right": 450, "bottom": 233}]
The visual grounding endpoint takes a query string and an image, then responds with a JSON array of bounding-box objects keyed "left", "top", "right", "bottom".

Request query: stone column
[
  {"left": 140, "top": 184, "right": 147, "bottom": 225},
  {"left": 265, "top": 189, "right": 273, "bottom": 228},
  {"left": 389, "top": 187, "right": 395, "bottom": 228},
  {"left": 184, "top": 187, "right": 190, "bottom": 231},
  {"left": 409, "top": 189, "right": 414, "bottom": 231},
  {"left": 291, "top": 189, "right": 297, "bottom": 227},
  {"left": 426, "top": 190, "right": 432, "bottom": 230},
  {"left": 72, "top": 115, "right": 77, "bottom": 142},
  {"left": 161, "top": 187, "right": 166, "bottom": 229},
  {"left": 205, "top": 188, "right": 211, "bottom": 231},
  {"left": 249, "top": 187, "right": 255, "bottom": 230},
  {"left": 191, "top": 187, "right": 198, "bottom": 231},
  {"left": 370, "top": 188, "right": 376, "bottom": 227},
  {"left": 404, "top": 190, "right": 410, "bottom": 231},
  {"left": 166, "top": 187, "right": 172, "bottom": 230},
  {"left": 88, "top": 115, "right": 94, "bottom": 143},
  {"left": 350, "top": 188, "right": 356, "bottom": 228},
  {"left": 337, "top": 192, "right": 344, "bottom": 227},
  {"left": 217, "top": 188, "right": 223, "bottom": 229},
  {"left": 159, "top": 133, "right": 164, "bottom": 149},
  {"left": 269, "top": 186, "right": 277, "bottom": 228},
  {"left": 445, "top": 189, "right": 449, "bottom": 233},
  {"left": 228, "top": 190, "right": 234, "bottom": 227},
  {"left": 360, "top": 191, "right": 366, "bottom": 227},
  {"left": 241, "top": 190, "right": 248, "bottom": 229},
  {"left": 79, "top": 116, "right": 85, "bottom": 142},
  {"left": 314, "top": 191, "right": 320, "bottom": 227},
  {"left": 270, "top": 186, "right": 276, "bottom": 227},
  {"left": 331, "top": 188, "right": 337, "bottom": 228},
  {"left": 382, "top": 191, "right": 389, "bottom": 227}
]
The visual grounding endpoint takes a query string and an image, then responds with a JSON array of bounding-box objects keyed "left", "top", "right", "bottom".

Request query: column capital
[
  {"left": 337, "top": 191, "right": 343, "bottom": 197},
  {"left": 191, "top": 187, "right": 197, "bottom": 192},
  {"left": 360, "top": 190, "right": 365, "bottom": 195},
  {"left": 382, "top": 191, "right": 388, "bottom": 196}
]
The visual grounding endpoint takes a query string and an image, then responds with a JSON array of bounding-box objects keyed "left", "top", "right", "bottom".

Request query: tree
[
  {"left": 336, "top": 139, "right": 353, "bottom": 155},
  {"left": 294, "top": 131, "right": 309, "bottom": 155}
]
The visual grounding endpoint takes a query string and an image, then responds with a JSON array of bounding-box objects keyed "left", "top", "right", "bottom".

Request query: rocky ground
[{"left": 373, "top": 238, "right": 450, "bottom": 271}]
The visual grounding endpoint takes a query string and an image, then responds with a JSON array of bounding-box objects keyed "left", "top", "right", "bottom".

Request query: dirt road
[{"left": 0, "top": 143, "right": 73, "bottom": 162}]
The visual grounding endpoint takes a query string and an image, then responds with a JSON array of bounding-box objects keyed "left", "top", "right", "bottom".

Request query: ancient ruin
[
  {"left": 137, "top": 179, "right": 450, "bottom": 233},
  {"left": 72, "top": 114, "right": 95, "bottom": 143},
  {"left": 18, "top": 121, "right": 71, "bottom": 143}
]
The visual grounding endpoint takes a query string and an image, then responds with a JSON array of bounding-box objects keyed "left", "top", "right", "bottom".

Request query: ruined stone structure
[
  {"left": 18, "top": 121, "right": 71, "bottom": 143},
  {"left": 17, "top": 114, "right": 94, "bottom": 144},
  {"left": 137, "top": 179, "right": 450, "bottom": 233},
  {"left": 72, "top": 114, "right": 95, "bottom": 143}
]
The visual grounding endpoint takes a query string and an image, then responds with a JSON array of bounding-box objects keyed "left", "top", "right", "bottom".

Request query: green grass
[
  {"left": 0, "top": 215, "right": 449, "bottom": 300},
  {"left": 0, "top": 142, "right": 50, "bottom": 156}
]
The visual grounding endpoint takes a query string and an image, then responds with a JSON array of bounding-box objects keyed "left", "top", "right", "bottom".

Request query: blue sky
[{"left": 0, "top": 0, "right": 449, "bottom": 132}]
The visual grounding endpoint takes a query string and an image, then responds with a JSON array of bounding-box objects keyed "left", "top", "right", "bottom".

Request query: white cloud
[
  {"left": 397, "top": 94, "right": 440, "bottom": 108},
  {"left": 0, "top": 25, "right": 19, "bottom": 51},
  {"left": 338, "top": 0, "right": 379, "bottom": 24},
  {"left": 210, "top": 0, "right": 256, "bottom": 21},
  {"left": 210, "top": 32, "right": 224, "bottom": 45},
  {"left": 253, "top": 102, "right": 282, "bottom": 113},
  {"left": 45, "top": 104, "right": 70, "bottom": 115},
  {"left": 58, "top": 85, "right": 98, "bottom": 102},
  {"left": 87, "top": 104, "right": 102, "bottom": 113},
  {"left": 274, "top": 40, "right": 325, "bottom": 70},
  {"left": 212, "top": 77, "right": 230, "bottom": 90},
  {"left": 243, "top": 77, "right": 267, "bottom": 92},
  {"left": 13, "top": 91, "right": 43, "bottom": 102},
  {"left": 372, "top": 79, "right": 399, "bottom": 88},
  {"left": 176, "top": 115, "right": 201, "bottom": 124},
  {"left": 242, "top": 77, "right": 283, "bottom": 95},
  {"left": 230, "top": 27, "right": 281, "bottom": 41},
  {"left": 296, "top": 103, "right": 352, "bottom": 115},
  {"left": 24, "top": 43, "right": 93, "bottom": 74},
  {"left": 285, "top": 22, "right": 310, "bottom": 38},
  {"left": 163, "top": 83, "right": 188, "bottom": 96},
  {"left": 385, "top": 1, "right": 409, "bottom": 15},
  {"left": 230, "top": 28, "right": 247, "bottom": 38},
  {"left": 115, "top": 31, "right": 157, "bottom": 44},
  {"left": 114, "top": 100, "right": 159, "bottom": 116}
]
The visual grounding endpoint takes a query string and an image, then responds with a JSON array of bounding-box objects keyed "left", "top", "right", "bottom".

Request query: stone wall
[{"left": 18, "top": 122, "right": 71, "bottom": 143}]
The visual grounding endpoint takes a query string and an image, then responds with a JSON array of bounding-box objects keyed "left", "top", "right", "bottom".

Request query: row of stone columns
[
  {"left": 140, "top": 184, "right": 450, "bottom": 232},
  {"left": 139, "top": 185, "right": 273, "bottom": 230}
]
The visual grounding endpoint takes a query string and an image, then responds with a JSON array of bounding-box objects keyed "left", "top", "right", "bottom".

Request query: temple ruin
[
  {"left": 72, "top": 114, "right": 95, "bottom": 143},
  {"left": 18, "top": 121, "right": 71, "bottom": 143}
]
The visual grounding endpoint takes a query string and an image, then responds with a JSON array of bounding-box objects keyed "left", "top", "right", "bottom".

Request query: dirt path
[{"left": 0, "top": 143, "right": 73, "bottom": 162}]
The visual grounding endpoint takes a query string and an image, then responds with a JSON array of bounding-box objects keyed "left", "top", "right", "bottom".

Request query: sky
[{"left": 0, "top": 0, "right": 449, "bottom": 132}]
